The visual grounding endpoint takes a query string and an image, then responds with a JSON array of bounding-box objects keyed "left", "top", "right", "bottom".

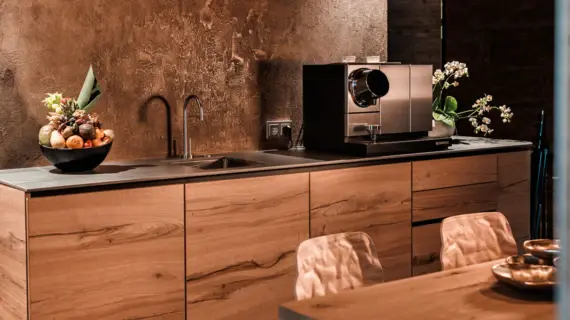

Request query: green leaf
[
  {"left": 432, "top": 112, "right": 456, "bottom": 127},
  {"left": 77, "top": 65, "right": 102, "bottom": 112},
  {"left": 432, "top": 96, "right": 441, "bottom": 111},
  {"left": 444, "top": 96, "right": 458, "bottom": 112}
]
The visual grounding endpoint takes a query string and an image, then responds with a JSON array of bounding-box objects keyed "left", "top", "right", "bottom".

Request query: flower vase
[{"left": 428, "top": 120, "right": 455, "bottom": 138}]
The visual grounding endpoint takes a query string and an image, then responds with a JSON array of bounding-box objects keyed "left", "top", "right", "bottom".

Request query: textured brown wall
[{"left": 0, "top": 0, "right": 387, "bottom": 168}]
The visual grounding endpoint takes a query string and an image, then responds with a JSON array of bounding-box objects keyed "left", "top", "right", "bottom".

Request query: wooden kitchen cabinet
[
  {"left": 411, "top": 151, "right": 531, "bottom": 275},
  {"left": 185, "top": 173, "right": 310, "bottom": 320},
  {"left": 497, "top": 151, "right": 531, "bottom": 246},
  {"left": 27, "top": 185, "right": 186, "bottom": 320},
  {"left": 310, "top": 163, "right": 412, "bottom": 281},
  {"left": 0, "top": 185, "right": 27, "bottom": 320}
]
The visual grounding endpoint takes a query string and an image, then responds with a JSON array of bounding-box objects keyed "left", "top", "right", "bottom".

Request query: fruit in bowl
[
  {"left": 38, "top": 66, "right": 115, "bottom": 172},
  {"left": 38, "top": 98, "right": 114, "bottom": 150}
]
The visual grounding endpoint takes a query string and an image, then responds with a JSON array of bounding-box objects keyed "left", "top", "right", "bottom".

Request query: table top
[{"left": 279, "top": 260, "right": 554, "bottom": 320}]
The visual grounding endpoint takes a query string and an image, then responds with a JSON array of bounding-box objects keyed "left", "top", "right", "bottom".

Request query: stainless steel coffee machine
[{"left": 302, "top": 63, "right": 451, "bottom": 156}]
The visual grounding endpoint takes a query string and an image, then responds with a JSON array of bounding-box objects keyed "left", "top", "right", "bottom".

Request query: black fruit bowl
[{"left": 40, "top": 142, "right": 113, "bottom": 172}]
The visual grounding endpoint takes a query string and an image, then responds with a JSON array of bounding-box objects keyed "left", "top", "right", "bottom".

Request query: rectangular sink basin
[{"left": 197, "top": 157, "right": 263, "bottom": 170}]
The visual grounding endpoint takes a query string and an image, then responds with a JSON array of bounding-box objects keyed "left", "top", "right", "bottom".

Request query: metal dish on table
[
  {"left": 523, "top": 239, "right": 560, "bottom": 260},
  {"left": 492, "top": 262, "right": 555, "bottom": 290},
  {"left": 506, "top": 254, "right": 549, "bottom": 269}
]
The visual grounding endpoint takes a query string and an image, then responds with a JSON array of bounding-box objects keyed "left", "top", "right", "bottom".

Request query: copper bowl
[
  {"left": 40, "top": 142, "right": 112, "bottom": 172},
  {"left": 523, "top": 239, "right": 560, "bottom": 260},
  {"left": 506, "top": 254, "right": 548, "bottom": 269},
  {"left": 504, "top": 254, "right": 555, "bottom": 285}
]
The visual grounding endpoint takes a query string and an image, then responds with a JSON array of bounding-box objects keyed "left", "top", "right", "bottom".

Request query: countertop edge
[{"left": 11, "top": 141, "right": 533, "bottom": 195}]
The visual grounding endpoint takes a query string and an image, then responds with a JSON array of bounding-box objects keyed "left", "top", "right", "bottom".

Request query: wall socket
[{"left": 266, "top": 120, "right": 292, "bottom": 139}]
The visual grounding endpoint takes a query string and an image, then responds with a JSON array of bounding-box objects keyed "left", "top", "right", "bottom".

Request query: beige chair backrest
[
  {"left": 440, "top": 211, "right": 517, "bottom": 270},
  {"left": 295, "top": 232, "right": 384, "bottom": 301}
]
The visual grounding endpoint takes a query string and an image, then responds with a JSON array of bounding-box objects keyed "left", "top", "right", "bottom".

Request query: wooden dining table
[{"left": 279, "top": 259, "right": 555, "bottom": 320}]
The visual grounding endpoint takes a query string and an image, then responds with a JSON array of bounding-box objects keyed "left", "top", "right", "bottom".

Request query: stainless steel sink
[
  {"left": 161, "top": 156, "right": 264, "bottom": 170},
  {"left": 198, "top": 157, "right": 263, "bottom": 170}
]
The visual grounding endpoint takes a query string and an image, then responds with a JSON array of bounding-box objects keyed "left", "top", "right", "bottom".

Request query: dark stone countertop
[{"left": 0, "top": 136, "right": 533, "bottom": 194}]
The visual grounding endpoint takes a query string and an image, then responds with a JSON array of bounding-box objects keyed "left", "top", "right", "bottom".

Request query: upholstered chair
[
  {"left": 440, "top": 211, "right": 517, "bottom": 270},
  {"left": 295, "top": 232, "right": 384, "bottom": 300}
]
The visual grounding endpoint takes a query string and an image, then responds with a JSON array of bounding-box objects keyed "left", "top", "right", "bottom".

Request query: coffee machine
[{"left": 302, "top": 63, "right": 452, "bottom": 156}]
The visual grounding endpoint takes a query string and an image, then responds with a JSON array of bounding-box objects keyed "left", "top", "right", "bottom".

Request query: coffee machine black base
[{"left": 342, "top": 136, "right": 452, "bottom": 157}]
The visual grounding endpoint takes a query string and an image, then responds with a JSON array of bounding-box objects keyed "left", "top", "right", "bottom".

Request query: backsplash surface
[{"left": 0, "top": 0, "right": 387, "bottom": 168}]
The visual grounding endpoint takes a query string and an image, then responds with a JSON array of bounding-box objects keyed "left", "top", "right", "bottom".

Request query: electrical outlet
[{"left": 266, "top": 120, "right": 293, "bottom": 139}]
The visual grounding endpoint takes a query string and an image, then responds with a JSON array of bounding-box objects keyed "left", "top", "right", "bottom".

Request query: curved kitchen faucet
[
  {"left": 139, "top": 95, "right": 174, "bottom": 157},
  {"left": 183, "top": 95, "right": 204, "bottom": 159}
]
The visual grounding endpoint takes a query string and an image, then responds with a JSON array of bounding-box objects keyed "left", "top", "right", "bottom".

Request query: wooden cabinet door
[
  {"left": 498, "top": 151, "right": 531, "bottom": 246},
  {"left": 186, "top": 173, "right": 309, "bottom": 320},
  {"left": 28, "top": 185, "right": 186, "bottom": 320},
  {"left": 0, "top": 185, "right": 27, "bottom": 320},
  {"left": 310, "top": 163, "right": 412, "bottom": 281},
  {"left": 412, "top": 223, "right": 442, "bottom": 276}
]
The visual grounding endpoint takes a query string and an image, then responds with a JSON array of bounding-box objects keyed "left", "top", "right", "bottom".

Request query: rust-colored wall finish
[{"left": 0, "top": 0, "right": 387, "bottom": 168}]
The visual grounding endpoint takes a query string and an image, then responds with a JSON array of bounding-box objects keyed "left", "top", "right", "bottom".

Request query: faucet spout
[{"left": 183, "top": 95, "right": 204, "bottom": 159}]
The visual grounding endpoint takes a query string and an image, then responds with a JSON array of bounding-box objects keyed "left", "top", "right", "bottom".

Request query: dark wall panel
[
  {"left": 388, "top": 0, "right": 441, "bottom": 67},
  {"left": 445, "top": 0, "right": 554, "bottom": 145}
]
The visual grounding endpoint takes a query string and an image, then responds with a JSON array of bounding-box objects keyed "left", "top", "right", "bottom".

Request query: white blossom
[
  {"left": 482, "top": 117, "right": 491, "bottom": 124},
  {"left": 432, "top": 69, "right": 445, "bottom": 84}
]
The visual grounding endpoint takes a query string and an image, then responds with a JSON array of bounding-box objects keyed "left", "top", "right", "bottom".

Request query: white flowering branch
[
  {"left": 432, "top": 61, "right": 513, "bottom": 136},
  {"left": 456, "top": 94, "right": 514, "bottom": 135}
]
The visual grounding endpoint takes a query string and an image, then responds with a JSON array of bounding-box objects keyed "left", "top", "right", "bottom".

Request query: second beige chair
[
  {"left": 294, "top": 232, "right": 384, "bottom": 301},
  {"left": 440, "top": 211, "right": 518, "bottom": 270}
]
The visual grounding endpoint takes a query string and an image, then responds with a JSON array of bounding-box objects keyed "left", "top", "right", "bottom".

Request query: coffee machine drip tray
[{"left": 344, "top": 135, "right": 452, "bottom": 157}]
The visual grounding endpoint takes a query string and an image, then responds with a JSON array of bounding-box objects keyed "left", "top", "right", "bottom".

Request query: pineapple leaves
[{"left": 77, "top": 65, "right": 102, "bottom": 112}]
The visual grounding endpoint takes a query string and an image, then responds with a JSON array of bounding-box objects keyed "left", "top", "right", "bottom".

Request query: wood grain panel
[
  {"left": 28, "top": 185, "right": 185, "bottom": 320},
  {"left": 497, "top": 151, "right": 531, "bottom": 243},
  {"left": 186, "top": 173, "right": 309, "bottom": 320},
  {"left": 0, "top": 185, "right": 27, "bottom": 320},
  {"left": 412, "top": 182, "right": 499, "bottom": 222},
  {"left": 413, "top": 155, "right": 498, "bottom": 191},
  {"left": 412, "top": 223, "right": 442, "bottom": 276},
  {"left": 310, "top": 163, "right": 412, "bottom": 281}
]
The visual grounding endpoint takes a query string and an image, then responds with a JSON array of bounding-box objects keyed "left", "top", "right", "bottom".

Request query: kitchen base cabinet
[
  {"left": 0, "top": 148, "right": 532, "bottom": 319},
  {"left": 0, "top": 185, "right": 27, "bottom": 320},
  {"left": 27, "top": 185, "right": 186, "bottom": 320},
  {"left": 185, "top": 173, "right": 310, "bottom": 320},
  {"left": 411, "top": 151, "right": 531, "bottom": 276},
  {"left": 497, "top": 151, "right": 531, "bottom": 248},
  {"left": 310, "top": 163, "right": 412, "bottom": 281}
]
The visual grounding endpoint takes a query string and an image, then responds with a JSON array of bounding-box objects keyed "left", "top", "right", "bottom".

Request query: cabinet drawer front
[
  {"left": 412, "top": 182, "right": 499, "bottom": 222},
  {"left": 412, "top": 155, "right": 498, "bottom": 191},
  {"left": 310, "top": 163, "right": 412, "bottom": 281},
  {"left": 412, "top": 223, "right": 442, "bottom": 276}
]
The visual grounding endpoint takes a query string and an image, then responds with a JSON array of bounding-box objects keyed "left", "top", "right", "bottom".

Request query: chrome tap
[{"left": 183, "top": 95, "right": 204, "bottom": 159}]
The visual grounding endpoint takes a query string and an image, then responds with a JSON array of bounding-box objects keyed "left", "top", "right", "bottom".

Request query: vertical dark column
[{"left": 388, "top": 0, "right": 442, "bottom": 68}]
